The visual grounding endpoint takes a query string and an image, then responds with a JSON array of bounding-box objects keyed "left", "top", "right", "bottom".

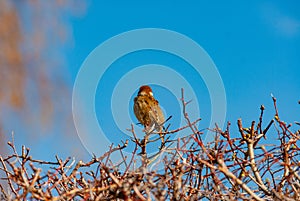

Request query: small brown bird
[{"left": 133, "top": 85, "right": 165, "bottom": 142}]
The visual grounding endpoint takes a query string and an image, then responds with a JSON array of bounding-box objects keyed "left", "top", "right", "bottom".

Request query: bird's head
[{"left": 138, "top": 85, "right": 153, "bottom": 97}]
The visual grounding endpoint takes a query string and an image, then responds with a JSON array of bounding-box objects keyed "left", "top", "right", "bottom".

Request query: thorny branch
[{"left": 0, "top": 91, "right": 300, "bottom": 200}]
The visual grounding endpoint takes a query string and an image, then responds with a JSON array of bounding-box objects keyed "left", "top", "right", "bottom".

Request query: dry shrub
[{"left": 0, "top": 92, "right": 299, "bottom": 201}]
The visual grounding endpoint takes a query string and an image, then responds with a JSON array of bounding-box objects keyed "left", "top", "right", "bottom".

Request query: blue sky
[
  {"left": 5, "top": 1, "right": 300, "bottom": 161},
  {"left": 66, "top": 1, "right": 300, "bottom": 159}
]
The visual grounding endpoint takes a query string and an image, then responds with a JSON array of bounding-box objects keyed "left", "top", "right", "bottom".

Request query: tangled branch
[{"left": 1, "top": 91, "right": 299, "bottom": 200}]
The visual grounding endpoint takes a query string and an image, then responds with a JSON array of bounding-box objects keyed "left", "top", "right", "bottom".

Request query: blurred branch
[{"left": 0, "top": 1, "right": 87, "bottom": 150}]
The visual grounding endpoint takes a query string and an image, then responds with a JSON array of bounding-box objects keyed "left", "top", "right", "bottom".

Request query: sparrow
[{"left": 133, "top": 85, "right": 165, "bottom": 142}]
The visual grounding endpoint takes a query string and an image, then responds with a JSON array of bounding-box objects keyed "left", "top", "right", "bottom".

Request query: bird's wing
[{"left": 148, "top": 98, "right": 165, "bottom": 131}]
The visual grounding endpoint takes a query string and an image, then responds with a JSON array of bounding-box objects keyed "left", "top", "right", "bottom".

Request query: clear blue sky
[
  {"left": 69, "top": 1, "right": 300, "bottom": 156},
  {"left": 8, "top": 1, "right": 300, "bottom": 161}
]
